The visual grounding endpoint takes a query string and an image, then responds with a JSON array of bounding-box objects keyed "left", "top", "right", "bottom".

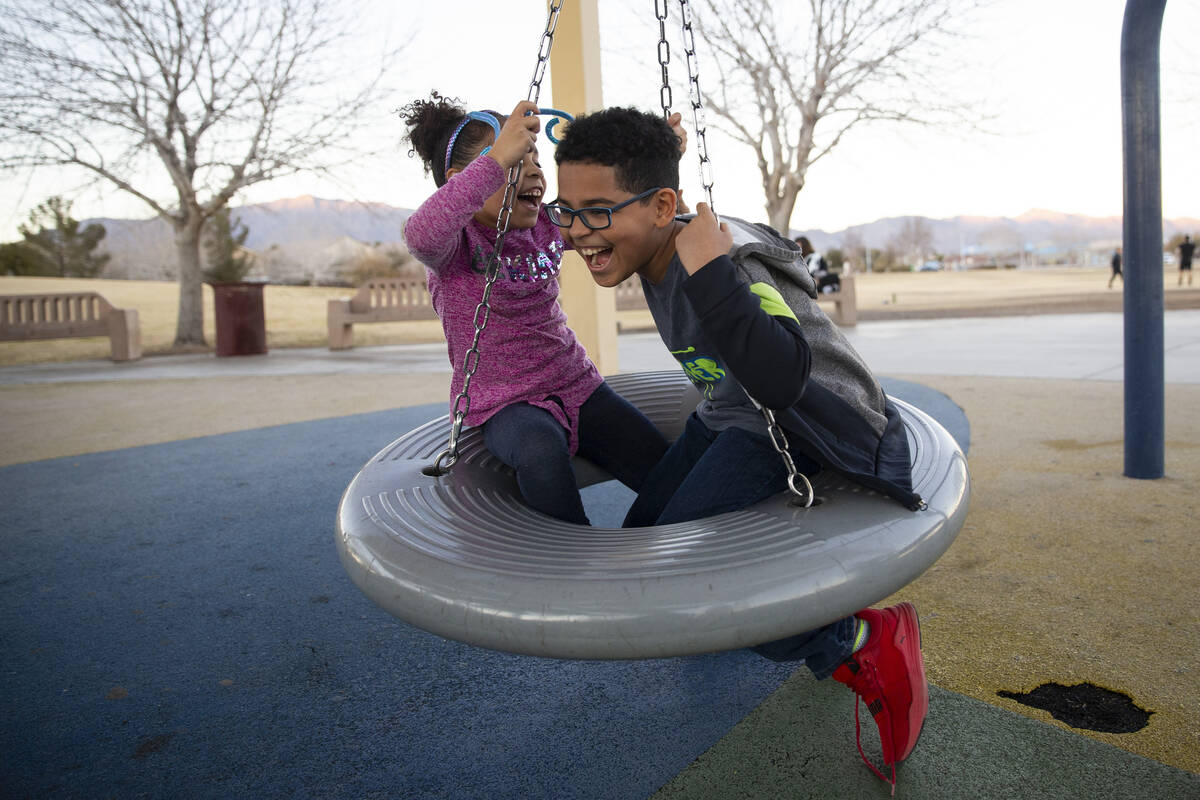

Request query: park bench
[
  {"left": 616, "top": 273, "right": 858, "bottom": 326},
  {"left": 327, "top": 277, "right": 436, "bottom": 350},
  {"left": 820, "top": 274, "right": 857, "bottom": 326},
  {"left": 0, "top": 292, "right": 141, "bottom": 361}
]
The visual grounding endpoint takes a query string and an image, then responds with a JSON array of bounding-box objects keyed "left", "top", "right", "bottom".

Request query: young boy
[{"left": 550, "top": 107, "right": 927, "bottom": 791}]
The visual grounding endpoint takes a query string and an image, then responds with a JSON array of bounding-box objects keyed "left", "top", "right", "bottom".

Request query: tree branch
[{"left": 693, "top": 0, "right": 986, "bottom": 230}]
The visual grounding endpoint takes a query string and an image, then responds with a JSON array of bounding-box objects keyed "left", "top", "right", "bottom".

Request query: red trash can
[{"left": 211, "top": 281, "right": 267, "bottom": 357}]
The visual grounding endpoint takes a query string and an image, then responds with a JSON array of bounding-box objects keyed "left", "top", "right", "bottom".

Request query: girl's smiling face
[
  {"left": 472, "top": 144, "right": 545, "bottom": 231},
  {"left": 554, "top": 161, "right": 680, "bottom": 287}
]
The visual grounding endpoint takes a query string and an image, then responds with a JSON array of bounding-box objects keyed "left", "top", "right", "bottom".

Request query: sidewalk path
[{"left": 1, "top": 311, "right": 1196, "bottom": 385}]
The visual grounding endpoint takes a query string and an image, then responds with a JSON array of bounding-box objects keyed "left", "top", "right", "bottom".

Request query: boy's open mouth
[{"left": 576, "top": 246, "right": 613, "bottom": 272}]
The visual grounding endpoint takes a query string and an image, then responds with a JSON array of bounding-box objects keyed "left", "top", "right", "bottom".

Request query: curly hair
[
  {"left": 554, "top": 107, "right": 681, "bottom": 194},
  {"left": 398, "top": 91, "right": 500, "bottom": 187}
]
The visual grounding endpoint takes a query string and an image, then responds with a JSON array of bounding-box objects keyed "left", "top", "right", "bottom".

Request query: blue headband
[
  {"left": 444, "top": 111, "right": 501, "bottom": 175},
  {"left": 442, "top": 108, "right": 575, "bottom": 175}
]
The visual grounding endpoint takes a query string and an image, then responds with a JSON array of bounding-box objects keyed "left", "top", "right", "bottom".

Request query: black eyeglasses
[{"left": 544, "top": 187, "right": 663, "bottom": 230}]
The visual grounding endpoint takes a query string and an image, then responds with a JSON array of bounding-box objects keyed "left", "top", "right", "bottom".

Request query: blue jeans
[
  {"left": 623, "top": 412, "right": 856, "bottom": 679},
  {"left": 483, "top": 381, "right": 669, "bottom": 526}
]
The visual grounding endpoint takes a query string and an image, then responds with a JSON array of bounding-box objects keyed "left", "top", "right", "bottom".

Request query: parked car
[{"left": 917, "top": 261, "right": 942, "bottom": 272}]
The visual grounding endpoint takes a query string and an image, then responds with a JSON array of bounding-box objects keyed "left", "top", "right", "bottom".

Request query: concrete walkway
[
  {"left": 2, "top": 310, "right": 1198, "bottom": 385},
  {"left": 1, "top": 311, "right": 1198, "bottom": 798}
]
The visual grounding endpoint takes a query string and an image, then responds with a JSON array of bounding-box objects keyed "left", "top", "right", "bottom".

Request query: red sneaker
[{"left": 832, "top": 602, "right": 929, "bottom": 794}]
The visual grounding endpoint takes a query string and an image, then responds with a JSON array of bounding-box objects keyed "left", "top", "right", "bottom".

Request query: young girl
[{"left": 400, "top": 93, "right": 668, "bottom": 525}]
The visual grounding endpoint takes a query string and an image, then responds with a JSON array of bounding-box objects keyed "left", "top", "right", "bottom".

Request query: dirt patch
[{"left": 998, "top": 683, "right": 1153, "bottom": 733}]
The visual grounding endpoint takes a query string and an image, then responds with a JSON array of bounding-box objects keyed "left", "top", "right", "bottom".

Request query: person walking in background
[
  {"left": 1109, "top": 247, "right": 1123, "bottom": 288},
  {"left": 1178, "top": 235, "right": 1194, "bottom": 287}
]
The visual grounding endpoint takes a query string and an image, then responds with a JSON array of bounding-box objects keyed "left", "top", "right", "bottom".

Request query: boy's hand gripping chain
[
  {"left": 426, "top": 1, "right": 565, "bottom": 477},
  {"left": 659, "top": 0, "right": 813, "bottom": 507}
]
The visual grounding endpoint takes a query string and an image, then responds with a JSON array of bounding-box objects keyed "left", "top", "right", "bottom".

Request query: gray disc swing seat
[{"left": 336, "top": 370, "right": 969, "bottom": 660}]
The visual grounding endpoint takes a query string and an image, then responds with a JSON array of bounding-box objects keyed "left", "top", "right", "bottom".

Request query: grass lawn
[{"left": 847, "top": 265, "right": 1129, "bottom": 311}]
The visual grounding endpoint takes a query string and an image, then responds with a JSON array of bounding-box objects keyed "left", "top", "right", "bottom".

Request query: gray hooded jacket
[{"left": 642, "top": 214, "right": 920, "bottom": 509}]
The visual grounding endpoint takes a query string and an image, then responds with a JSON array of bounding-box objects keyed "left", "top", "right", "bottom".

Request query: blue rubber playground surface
[{"left": 3, "top": 313, "right": 1200, "bottom": 799}]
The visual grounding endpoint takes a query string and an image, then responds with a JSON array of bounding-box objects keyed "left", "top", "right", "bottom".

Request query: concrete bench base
[{"left": 817, "top": 274, "right": 857, "bottom": 326}]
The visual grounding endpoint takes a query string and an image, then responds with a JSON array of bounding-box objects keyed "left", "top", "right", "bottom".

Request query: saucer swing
[{"left": 335, "top": 1, "right": 969, "bottom": 659}]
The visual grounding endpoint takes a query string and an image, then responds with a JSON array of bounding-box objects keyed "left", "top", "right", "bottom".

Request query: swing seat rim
[{"left": 336, "top": 370, "right": 969, "bottom": 660}]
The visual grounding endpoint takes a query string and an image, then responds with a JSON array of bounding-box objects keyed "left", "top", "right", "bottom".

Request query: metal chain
[
  {"left": 749, "top": 397, "right": 815, "bottom": 508},
  {"left": 677, "top": 0, "right": 715, "bottom": 215},
  {"left": 528, "top": 2, "right": 563, "bottom": 105},
  {"left": 426, "top": 1, "right": 565, "bottom": 477},
  {"left": 655, "top": 0, "right": 672, "bottom": 119},
  {"left": 666, "top": 0, "right": 813, "bottom": 507}
]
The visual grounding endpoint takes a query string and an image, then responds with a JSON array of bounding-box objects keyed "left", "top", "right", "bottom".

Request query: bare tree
[
  {"left": 892, "top": 216, "right": 933, "bottom": 266},
  {"left": 839, "top": 229, "right": 865, "bottom": 273},
  {"left": 694, "top": 0, "right": 983, "bottom": 233},
  {"left": 0, "top": 0, "right": 403, "bottom": 347}
]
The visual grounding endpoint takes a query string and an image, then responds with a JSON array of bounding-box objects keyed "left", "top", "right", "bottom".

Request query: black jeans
[
  {"left": 483, "top": 381, "right": 668, "bottom": 525},
  {"left": 623, "top": 411, "right": 855, "bottom": 678}
]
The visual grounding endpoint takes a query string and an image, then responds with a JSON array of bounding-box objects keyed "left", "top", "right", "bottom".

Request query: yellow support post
[{"left": 548, "top": 0, "right": 619, "bottom": 374}]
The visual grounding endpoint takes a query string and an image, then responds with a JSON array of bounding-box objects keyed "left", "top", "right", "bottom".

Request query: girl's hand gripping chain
[
  {"left": 488, "top": 100, "right": 542, "bottom": 170},
  {"left": 666, "top": 111, "right": 688, "bottom": 155}
]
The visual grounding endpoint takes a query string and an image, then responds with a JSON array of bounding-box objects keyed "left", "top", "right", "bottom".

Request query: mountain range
[
  {"left": 88, "top": 195, "right": 1199, "bottom": 283},
  {"left": 89, "top": 196, "right": 415, "bottom": 284}
]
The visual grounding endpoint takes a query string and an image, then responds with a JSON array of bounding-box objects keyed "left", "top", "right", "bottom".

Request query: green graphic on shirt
[
  {"left": 670, "top": 346, "right": 725, "bottom": 398},
  {"left": 749, "top": 281, "right": 798, "bottom": 322}
]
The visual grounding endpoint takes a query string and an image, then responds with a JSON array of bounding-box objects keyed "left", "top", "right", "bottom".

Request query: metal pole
[{"left": 1120, "top": 0, "right": 1167, "bottom": 479}]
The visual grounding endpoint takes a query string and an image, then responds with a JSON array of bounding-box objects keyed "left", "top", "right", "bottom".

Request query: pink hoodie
[{"left": 403, "top": 156, "right": 602, "bottom": 452}]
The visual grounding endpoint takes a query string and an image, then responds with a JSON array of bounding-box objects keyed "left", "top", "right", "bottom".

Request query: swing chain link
[
  {"left": 666, "top": 0, "right": 812, "bottom": 507},
  {"left": 528, "top": 0, "right": 564, "bottom": 105},
  {"left": 427, "top": 1, "right": 565, "bottom": 477},
  {"left": 655, "top": 0, "right": 672, "bottom": 119},
  {"left": 755, "top": 399, "right": 815, "bottom": 508},
  {"left": 677, "top": 0, "right": 715, "bottom": 213}
]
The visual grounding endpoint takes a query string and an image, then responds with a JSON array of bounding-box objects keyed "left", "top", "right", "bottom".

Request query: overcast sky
[{"left": 1, "top": 0, "right": 1196, "bottom": 240}]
